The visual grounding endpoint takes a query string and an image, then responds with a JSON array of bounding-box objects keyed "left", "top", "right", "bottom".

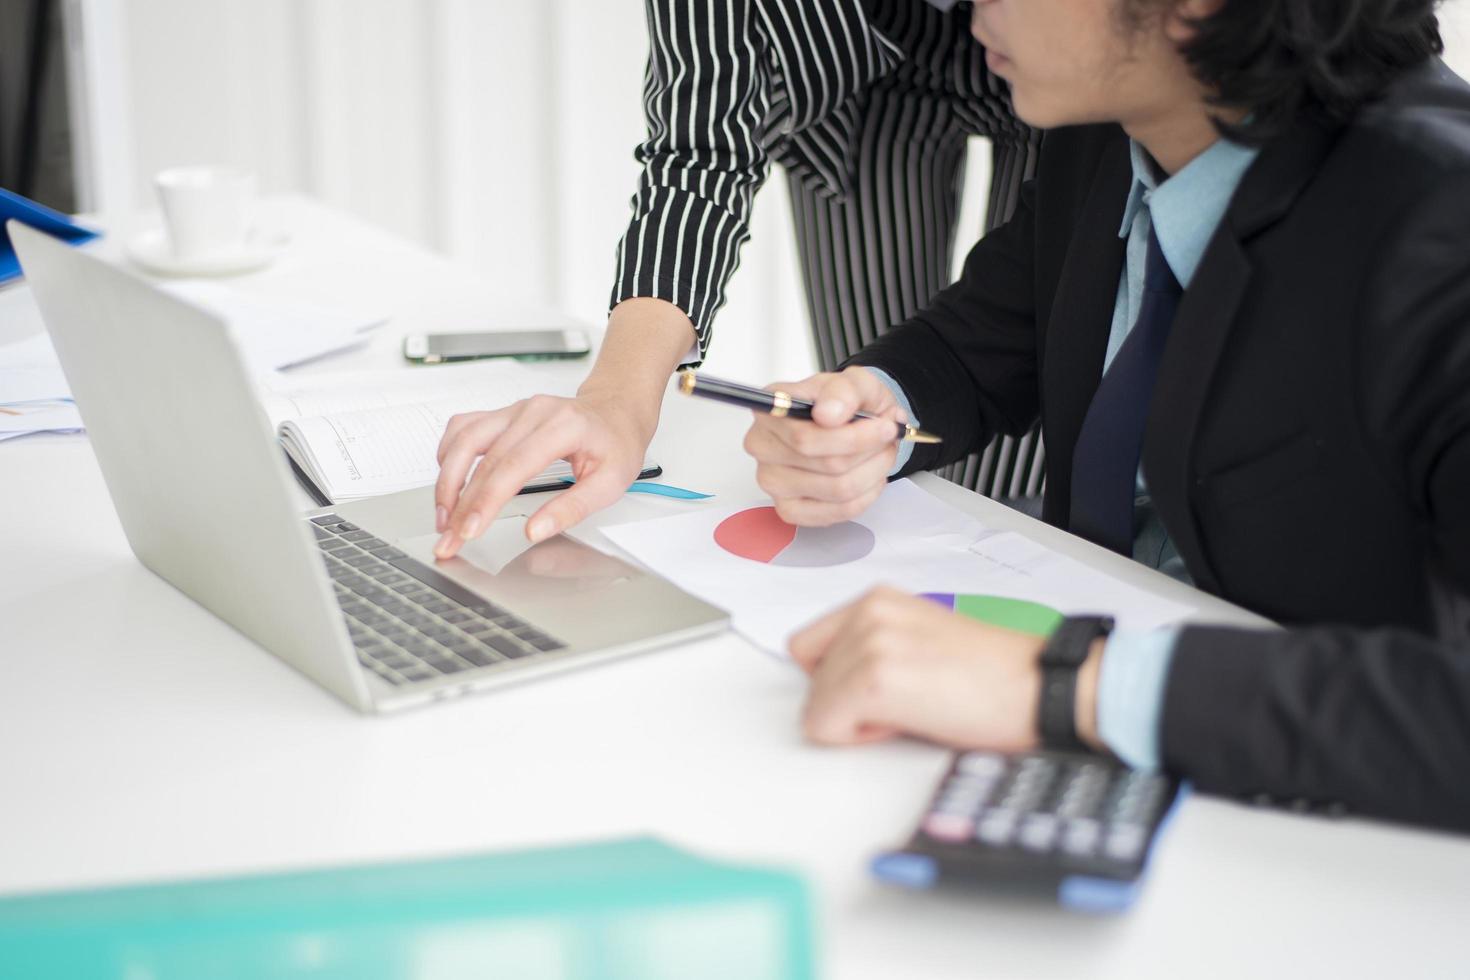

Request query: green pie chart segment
[{"left": 922, "top": 593, "right": 1063, "bottom": 637}]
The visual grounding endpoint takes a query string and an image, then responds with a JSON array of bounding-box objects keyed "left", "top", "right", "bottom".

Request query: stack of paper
[
  {"left": 0, "top": 281, "right": 387, "bottom": 442},
  {"left": 160, "top": 280, "right": 386, "bottom": 375},
  {"left": 0, "top": 326, "right": 79, "bottom": 442}
]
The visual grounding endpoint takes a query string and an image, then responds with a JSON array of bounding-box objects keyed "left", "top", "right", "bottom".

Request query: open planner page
[
  {"left": 258, "top": 360, "right": 565, "bottom": 428},
  {"left": 268, "top": 361, "right": 584, "bottom": 502},
  {"left": 279, "top": 388, "right": 575, "bottom": 503}
]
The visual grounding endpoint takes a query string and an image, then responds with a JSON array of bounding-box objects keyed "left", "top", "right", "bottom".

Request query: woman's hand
[
  {"left": 742, "top": 367, "right": 905, "bottom": 527},
  {"left": 433, "top": 391, "right": 651, "bottom": 558},
  {"left": 432, "top": 296, "right": 696, "bottom": 559},
  {"left": 788, "top": 587, "right": 1103, "bottom": 752}
]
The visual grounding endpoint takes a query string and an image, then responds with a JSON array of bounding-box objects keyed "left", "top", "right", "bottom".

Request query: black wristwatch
[{"left": 1037, "top": 615, "right": 1114, "bottom": 751}]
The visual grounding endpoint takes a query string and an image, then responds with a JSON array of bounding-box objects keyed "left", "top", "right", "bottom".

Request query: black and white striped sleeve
[{"left": 610, "top": 0, "right": 773, "bottom": 361}]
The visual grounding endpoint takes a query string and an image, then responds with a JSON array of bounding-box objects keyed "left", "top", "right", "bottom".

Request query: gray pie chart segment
[{"left": 772, "top": 521, "right": 876, "bottom": 567}]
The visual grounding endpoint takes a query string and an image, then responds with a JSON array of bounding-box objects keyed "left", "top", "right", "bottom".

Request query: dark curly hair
[{"left": 1132, "top": 0, "right": 1444, "bottom": 144}]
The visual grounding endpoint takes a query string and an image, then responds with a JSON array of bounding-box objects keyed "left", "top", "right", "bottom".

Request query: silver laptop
[{"left": 10, "top": 220, "right": 728, "bottom": 713}]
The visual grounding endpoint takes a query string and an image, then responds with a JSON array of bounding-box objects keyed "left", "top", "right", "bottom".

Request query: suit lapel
[
  {"left": 1141, "top": 236, "right": 1249, "bottom": 593},
  {"left": 1141, "top": 119, "right": 1341, "bottom": 593},
  {"left": 1041, "top": 137, "right": 1131, "bottom": 524}
]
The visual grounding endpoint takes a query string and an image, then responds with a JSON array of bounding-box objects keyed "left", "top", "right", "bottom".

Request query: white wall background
[
  {"left": 83, "top": 0, "right": 816, "bottom": 383},
  {"left": 77, "top": 0, "right": 1470, "bottom": 384}
]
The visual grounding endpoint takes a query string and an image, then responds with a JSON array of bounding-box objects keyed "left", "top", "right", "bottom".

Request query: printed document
[{"left": 602, "top": 480, "right": 1194, "bottom": 657}]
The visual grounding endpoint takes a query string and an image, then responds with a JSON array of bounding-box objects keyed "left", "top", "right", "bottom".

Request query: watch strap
[{"left": 1037, "top": 615, "right": 1115, "bottom": 750}]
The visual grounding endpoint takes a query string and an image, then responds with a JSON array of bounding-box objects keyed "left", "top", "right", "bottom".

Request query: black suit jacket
[{"left": 848, "top": 59, "right": 1470, "bottom": 832}]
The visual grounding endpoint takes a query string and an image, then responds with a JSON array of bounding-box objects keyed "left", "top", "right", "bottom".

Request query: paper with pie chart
[{"left": 602, "top": 479, "right": 1194, "bottom": 657}]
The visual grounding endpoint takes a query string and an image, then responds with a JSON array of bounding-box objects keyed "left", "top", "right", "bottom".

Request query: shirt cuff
[
  {"left": 1096, "top": 628, "right": 1179, "bottom": 770},
  {"left": 862, "top": 367, "right": 919, "bottom": 475}
]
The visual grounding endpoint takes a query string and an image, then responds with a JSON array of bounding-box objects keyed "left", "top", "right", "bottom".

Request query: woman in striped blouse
[{"left": 433, "top": 0, "right": 1037, "bottom": 559}]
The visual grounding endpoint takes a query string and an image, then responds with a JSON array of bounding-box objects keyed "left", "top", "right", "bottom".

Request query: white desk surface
[{"left": 3, "top": 197, "right": 1468, "bottom": 979}]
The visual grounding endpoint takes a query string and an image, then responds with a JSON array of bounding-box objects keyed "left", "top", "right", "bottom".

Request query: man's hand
[
  {"left": 742, "top": 367, "right": 905, "bottom": 526},
  {"left": 788, "top": 587, "right": 1103, "bottom": 751}
]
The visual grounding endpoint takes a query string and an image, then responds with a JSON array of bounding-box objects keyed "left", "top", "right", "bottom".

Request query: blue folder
[{"left": 0, "top": 187, "right": 101, "bottom": 286}]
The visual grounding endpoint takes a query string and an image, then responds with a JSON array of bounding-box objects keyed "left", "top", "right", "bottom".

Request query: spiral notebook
[{"left": 261, "top": 362, "right": 656, "bottom": 505}]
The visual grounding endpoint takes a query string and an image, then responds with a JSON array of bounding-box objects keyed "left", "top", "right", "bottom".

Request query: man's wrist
[
  {"left": 1092, "top": 628, "right": 1178, "bottom": 770},
  {"left": 862, "top": 366, "right": 920, "bottom": 475}
]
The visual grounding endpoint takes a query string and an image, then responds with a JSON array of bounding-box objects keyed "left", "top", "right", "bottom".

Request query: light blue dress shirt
[{"left": 871, "top": 135, "right": 1258, "bottom": 769}]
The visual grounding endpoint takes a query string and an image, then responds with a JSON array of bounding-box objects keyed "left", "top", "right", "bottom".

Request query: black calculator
[{"left": 871, "top": 749, "right": 1184, "bottom": 912}]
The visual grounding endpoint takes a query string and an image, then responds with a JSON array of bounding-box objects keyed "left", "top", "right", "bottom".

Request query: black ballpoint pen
[{"left": 677, "top": 369, "right": 943, "bottom": 444}]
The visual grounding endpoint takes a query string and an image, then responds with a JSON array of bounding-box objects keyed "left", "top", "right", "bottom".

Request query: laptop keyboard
[{"left": 309, "top": 513, "right": 566, "bottom": 686}]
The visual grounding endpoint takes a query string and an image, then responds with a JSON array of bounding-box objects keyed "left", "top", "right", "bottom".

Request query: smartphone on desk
[{"left": 404, "top": 329, "right": 592, "bottom": 364}]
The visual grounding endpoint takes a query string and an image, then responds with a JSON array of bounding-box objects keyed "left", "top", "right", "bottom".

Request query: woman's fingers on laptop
[
  {"left": 435, "top": 395, "right": 646, "bottom": 558},
  {"left": 436, "top": 396, "right": 566, "bottom": 556},
  {"left": 525, "top": 461, "right": 635, "bottom": 544},
  {"left": 436, "top": 408, "right": 484, "bottom": 465},
  {"left": 434, "top": 405, "right": 520, "bottom": 534}
]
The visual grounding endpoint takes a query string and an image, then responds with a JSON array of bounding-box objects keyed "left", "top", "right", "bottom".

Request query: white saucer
[{"left": 126, "top": 227, "right": 289, "bottom": 278}]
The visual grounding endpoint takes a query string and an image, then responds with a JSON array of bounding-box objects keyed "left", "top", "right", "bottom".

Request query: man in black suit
[{"left": 744, "top": 0, "right": 1470, "bottom": 831}]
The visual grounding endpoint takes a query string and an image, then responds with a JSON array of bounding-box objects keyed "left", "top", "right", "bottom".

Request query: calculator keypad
[{"left": 921, "top": 751, "right": 1174, "bottom": 868}]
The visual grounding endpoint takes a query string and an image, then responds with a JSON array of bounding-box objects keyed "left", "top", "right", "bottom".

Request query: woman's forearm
[{"left": 578, "top": 297, "right": 699, "bottom": 438}]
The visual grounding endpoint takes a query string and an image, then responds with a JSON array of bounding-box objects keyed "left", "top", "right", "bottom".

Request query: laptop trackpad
[
  {"left": 425, "top": 515, "right": 535, "bottom": 575},
  {"left": 399, "top": 517, "right": 638, "bottom": 612},
  {"left": 396, "top": 517, "right": 720, "bottom": 651}
]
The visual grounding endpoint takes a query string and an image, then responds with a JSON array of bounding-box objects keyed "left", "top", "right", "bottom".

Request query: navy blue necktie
[{"left": 1069, "top": 227, "right": 1182, "bottom": 555}]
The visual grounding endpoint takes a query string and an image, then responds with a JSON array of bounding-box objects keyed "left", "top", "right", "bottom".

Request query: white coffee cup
[{"left": 154, "top": 166, "right": 257, "bottom": 260}]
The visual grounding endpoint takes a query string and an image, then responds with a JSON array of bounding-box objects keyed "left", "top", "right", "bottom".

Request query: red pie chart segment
[
  {"left": 715, "top": 507, "right": 876, "bottom": 567},
  {"left": 714, "top": 507, "right": 798, "bottom": 563}
]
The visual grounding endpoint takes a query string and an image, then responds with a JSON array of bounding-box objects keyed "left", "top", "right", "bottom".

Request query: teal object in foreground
[
  {"left": 628, "top": 481, "right": 713, "bottom": 499},
  {"left": 0, "top": 837, "right": 814, "bottom": 980},
  {"left": 560, "top": 477, "right": 714, "bottom": 500}
]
